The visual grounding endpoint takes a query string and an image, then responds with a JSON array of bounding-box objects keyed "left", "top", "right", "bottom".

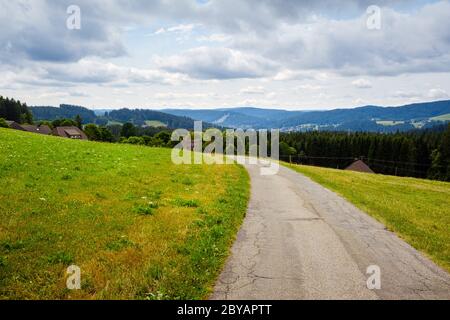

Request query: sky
[{"left": 1, "top": 0, "right": 450, "bottom": 110}]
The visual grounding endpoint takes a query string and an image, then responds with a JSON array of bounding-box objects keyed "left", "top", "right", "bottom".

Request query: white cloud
[
  {"left": 1, "top": 0, "right": 450, "bottom": 109},
  {"left": 391, "top": 88, "right": 449, "bottom": 101},
  {"left": 240, "top": 86, "right": 266, "bottom": 95},
  {"left": 298, "top": 84, "right": 323, "bottom": 90},
  {"left": 152, "top": 23, "right": 201, "bottom": 35},
  {"left": 427, "top": 88, "right": 448, "bottom": 99},
  {"left": 0, "top": 59, "right": 187, "bottom": 89},
  {"left": 197, "top": 33, "right": 232, "bottom": 43},
  {"left": 155, "top": 47, "right": 279, "bottom": 79},
  {"left": 393, "top": 91, "right": 418, "bottom": 99},
  {"left": 229, "top": 2, "right": 450, "bottom": 76},
  {"left": 154, "top": 92, "right": 216, "bottom": 100},
  {"left": 352, "top": 79, "right": 372, "bottom": 89}
]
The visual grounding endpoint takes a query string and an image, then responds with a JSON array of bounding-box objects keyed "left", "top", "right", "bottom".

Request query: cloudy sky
[{"left": 1, "top": 0, "right": 450, "bottom": 110}]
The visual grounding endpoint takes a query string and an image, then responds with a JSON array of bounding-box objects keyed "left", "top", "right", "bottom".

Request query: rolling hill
[
  {"left": 30, "top": 104, "right": 97, "bottom": 124},
  {"left": 30, "top": 105, "right": 214, "bottom": 130},
  {"left": 30, "top": 100, "right": 450, "bottom": 132},
  {"left": 163, "top": 100, "right": 450, "bottom": 132}
]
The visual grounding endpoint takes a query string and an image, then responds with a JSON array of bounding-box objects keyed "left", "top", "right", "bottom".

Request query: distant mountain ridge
[
  {"left": 163, "top": 100, "right": 450, "bottom": 132},
  {"left": 30, "top": 100, "right": 450, "bottom": 132}
]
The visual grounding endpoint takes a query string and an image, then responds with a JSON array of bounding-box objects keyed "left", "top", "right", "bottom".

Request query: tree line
[
  {"left": 35, "top": 118, "right": 174, "bottom": 147},
  {"left": 0, "top": 96, "right": 33, "bottom": 124},
  {"left": 279, "top": 125, "right": 450, "bottom": 181}
]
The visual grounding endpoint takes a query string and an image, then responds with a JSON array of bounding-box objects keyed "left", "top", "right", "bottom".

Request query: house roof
[
  {"left": 18, "top": 124, "right": 52, "bottom": 135},
  {"left": 64, "top": 128, "right": 82, "bottom": 136},
  {"left": 345, "top": 160, "right": 375, "bottom": 174},
  {"left": 53, "top": 126, "right": 88, "bottom": 140},
  {"left": 36, "top": 125, "right": 53, "bottom": 135}
]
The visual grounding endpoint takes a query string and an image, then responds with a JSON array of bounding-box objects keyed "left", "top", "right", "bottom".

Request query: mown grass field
[
  {"left": 285, "top": 163, "right": 450, "bottom": 273},
  {"left": 0, "top": 128, "right": 249, "bottom": 299},
  {"left": 430, "top": 113, "right": 450, "bottom": 121},
  {"left": 145, "top": 120, "right": 167, "bottom": 128},
  {"left": 376, "top": 120, "right": 405, "bottom": 126}
]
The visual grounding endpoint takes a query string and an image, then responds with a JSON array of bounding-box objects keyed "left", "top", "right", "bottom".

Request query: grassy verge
[
  {"left": 284, "top": 163, "right": 450, "bottom": 273},
  {"left": 0, "top": 128, "right": 249, "bottom": 299}
]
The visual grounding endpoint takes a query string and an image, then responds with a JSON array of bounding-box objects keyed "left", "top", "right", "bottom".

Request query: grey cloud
[
  {"left": 0, "top": 59, "right": 184, "bottom": 88},
  {"left": 1, "top": 0, "right": 448, "bottom": 81},
  {"left": 0, "top": 0, "right": 126, "bottom": 63},
  {"left": 0, "top": 0, "right": 424, "bottom": 64},
  {"left": 156, "top": 47, "right": 279, "bottom": 79},
  {"left": 228, "top": 1, "right": 450, "bottom": 76}
]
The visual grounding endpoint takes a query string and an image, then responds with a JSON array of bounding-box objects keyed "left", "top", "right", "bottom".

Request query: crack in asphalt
[{"left": 211, "top": 163, "right": 450, "bottom": 300}]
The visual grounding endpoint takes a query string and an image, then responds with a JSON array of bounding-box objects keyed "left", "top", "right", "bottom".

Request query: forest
[
  {"left": 279, "top": 125, "right": 450, "bottom": 181},
  {"left": 0, "top": 96, "right": 33, "bottom": 124}
]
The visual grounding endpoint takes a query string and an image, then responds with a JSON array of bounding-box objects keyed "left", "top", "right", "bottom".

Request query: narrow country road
[{"left": 212, "top": 161, "right": 450, "bottom": 300}]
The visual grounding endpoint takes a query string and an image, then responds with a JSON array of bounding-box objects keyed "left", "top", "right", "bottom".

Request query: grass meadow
[{"left": 0, "top": 128, "right": 249, "bottom": 299}]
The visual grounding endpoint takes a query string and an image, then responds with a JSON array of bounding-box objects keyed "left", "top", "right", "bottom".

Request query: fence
[{"left": 278, "top": 154, "right": 442, "bottom": 179}]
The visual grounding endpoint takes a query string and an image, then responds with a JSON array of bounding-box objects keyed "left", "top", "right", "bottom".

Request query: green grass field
[
  {"left": 376, "top": 120, "right": 405, "bottom": 126},
  {"left": 106, "top": 120, "right": 123, "bottom": 126},
  {"left": 285, "top": 163, "right": 450, "bottom": 273},
  {"left": 430, "top": 113, "right": 450, "bottom": 122},
  {"left": 145, "top": 120, "right": 167, "bottom": 128},
  {"left": 0, "top": 128, "right": 249, "bottom": 299}
]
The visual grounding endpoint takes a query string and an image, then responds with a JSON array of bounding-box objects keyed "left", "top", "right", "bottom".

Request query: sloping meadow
[{"left": 0, "top": 128, "right": 249, "bottom": 299}]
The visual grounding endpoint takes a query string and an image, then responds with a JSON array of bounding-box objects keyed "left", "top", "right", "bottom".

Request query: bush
[
  {"left": 52, "top": 118, "right": 77, "bottom": 128},
  {"left": 124, "top": 136, "right": 146, "bottom": 145},
  {"left": 84, "top": 124, "right": 101, "bottom": 141},
  {"left": 0, "top": 118, "right": 8, "bottom": 128}
]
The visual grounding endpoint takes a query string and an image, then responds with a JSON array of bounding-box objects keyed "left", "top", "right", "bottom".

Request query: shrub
[
  {"left": 125, "top": 136, "right": 146, "bottom": 145},
  {"left": 0, "top": 118, "right": 8, "bottom": 128}
]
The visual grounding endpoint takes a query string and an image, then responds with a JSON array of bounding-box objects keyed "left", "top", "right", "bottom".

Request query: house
[
  {"left": 5, "top": 121, "right": 52, "bottom": 135},
  {"left": 5, "top": 120, "right": 25, "bottom": 131},
  {"left": 21, "top": 124, "right": 52, "bottom": 135},
  {"left": 53, "top": 126, "right": 88, "bottom": 140},
  {"left": 345, "top": 160, "right": 375, "bottom": 174}
]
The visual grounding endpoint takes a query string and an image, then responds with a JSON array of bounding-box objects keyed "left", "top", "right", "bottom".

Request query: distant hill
[
  {"left": 163, "top": 107, "right": 297, "bottom": 129},
  {"left": 104, "top": 108, "right": 216, "bottom": 129},
  {"left": 30, "top": 105, "right": 214, "bottom": 130},
  {"left": 164, "top": 100, "right": 450, "bottom": 132},
  {"left": 30, "top": 104, "right": 97, "bottom": 123},
  {"left": 30, "top": 100, "right": 450, "bottom": 132}
]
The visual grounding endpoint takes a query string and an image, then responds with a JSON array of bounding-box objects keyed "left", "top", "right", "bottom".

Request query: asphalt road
[{"left": 211, "top": 161, "right": 450, "bottom": 300}]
